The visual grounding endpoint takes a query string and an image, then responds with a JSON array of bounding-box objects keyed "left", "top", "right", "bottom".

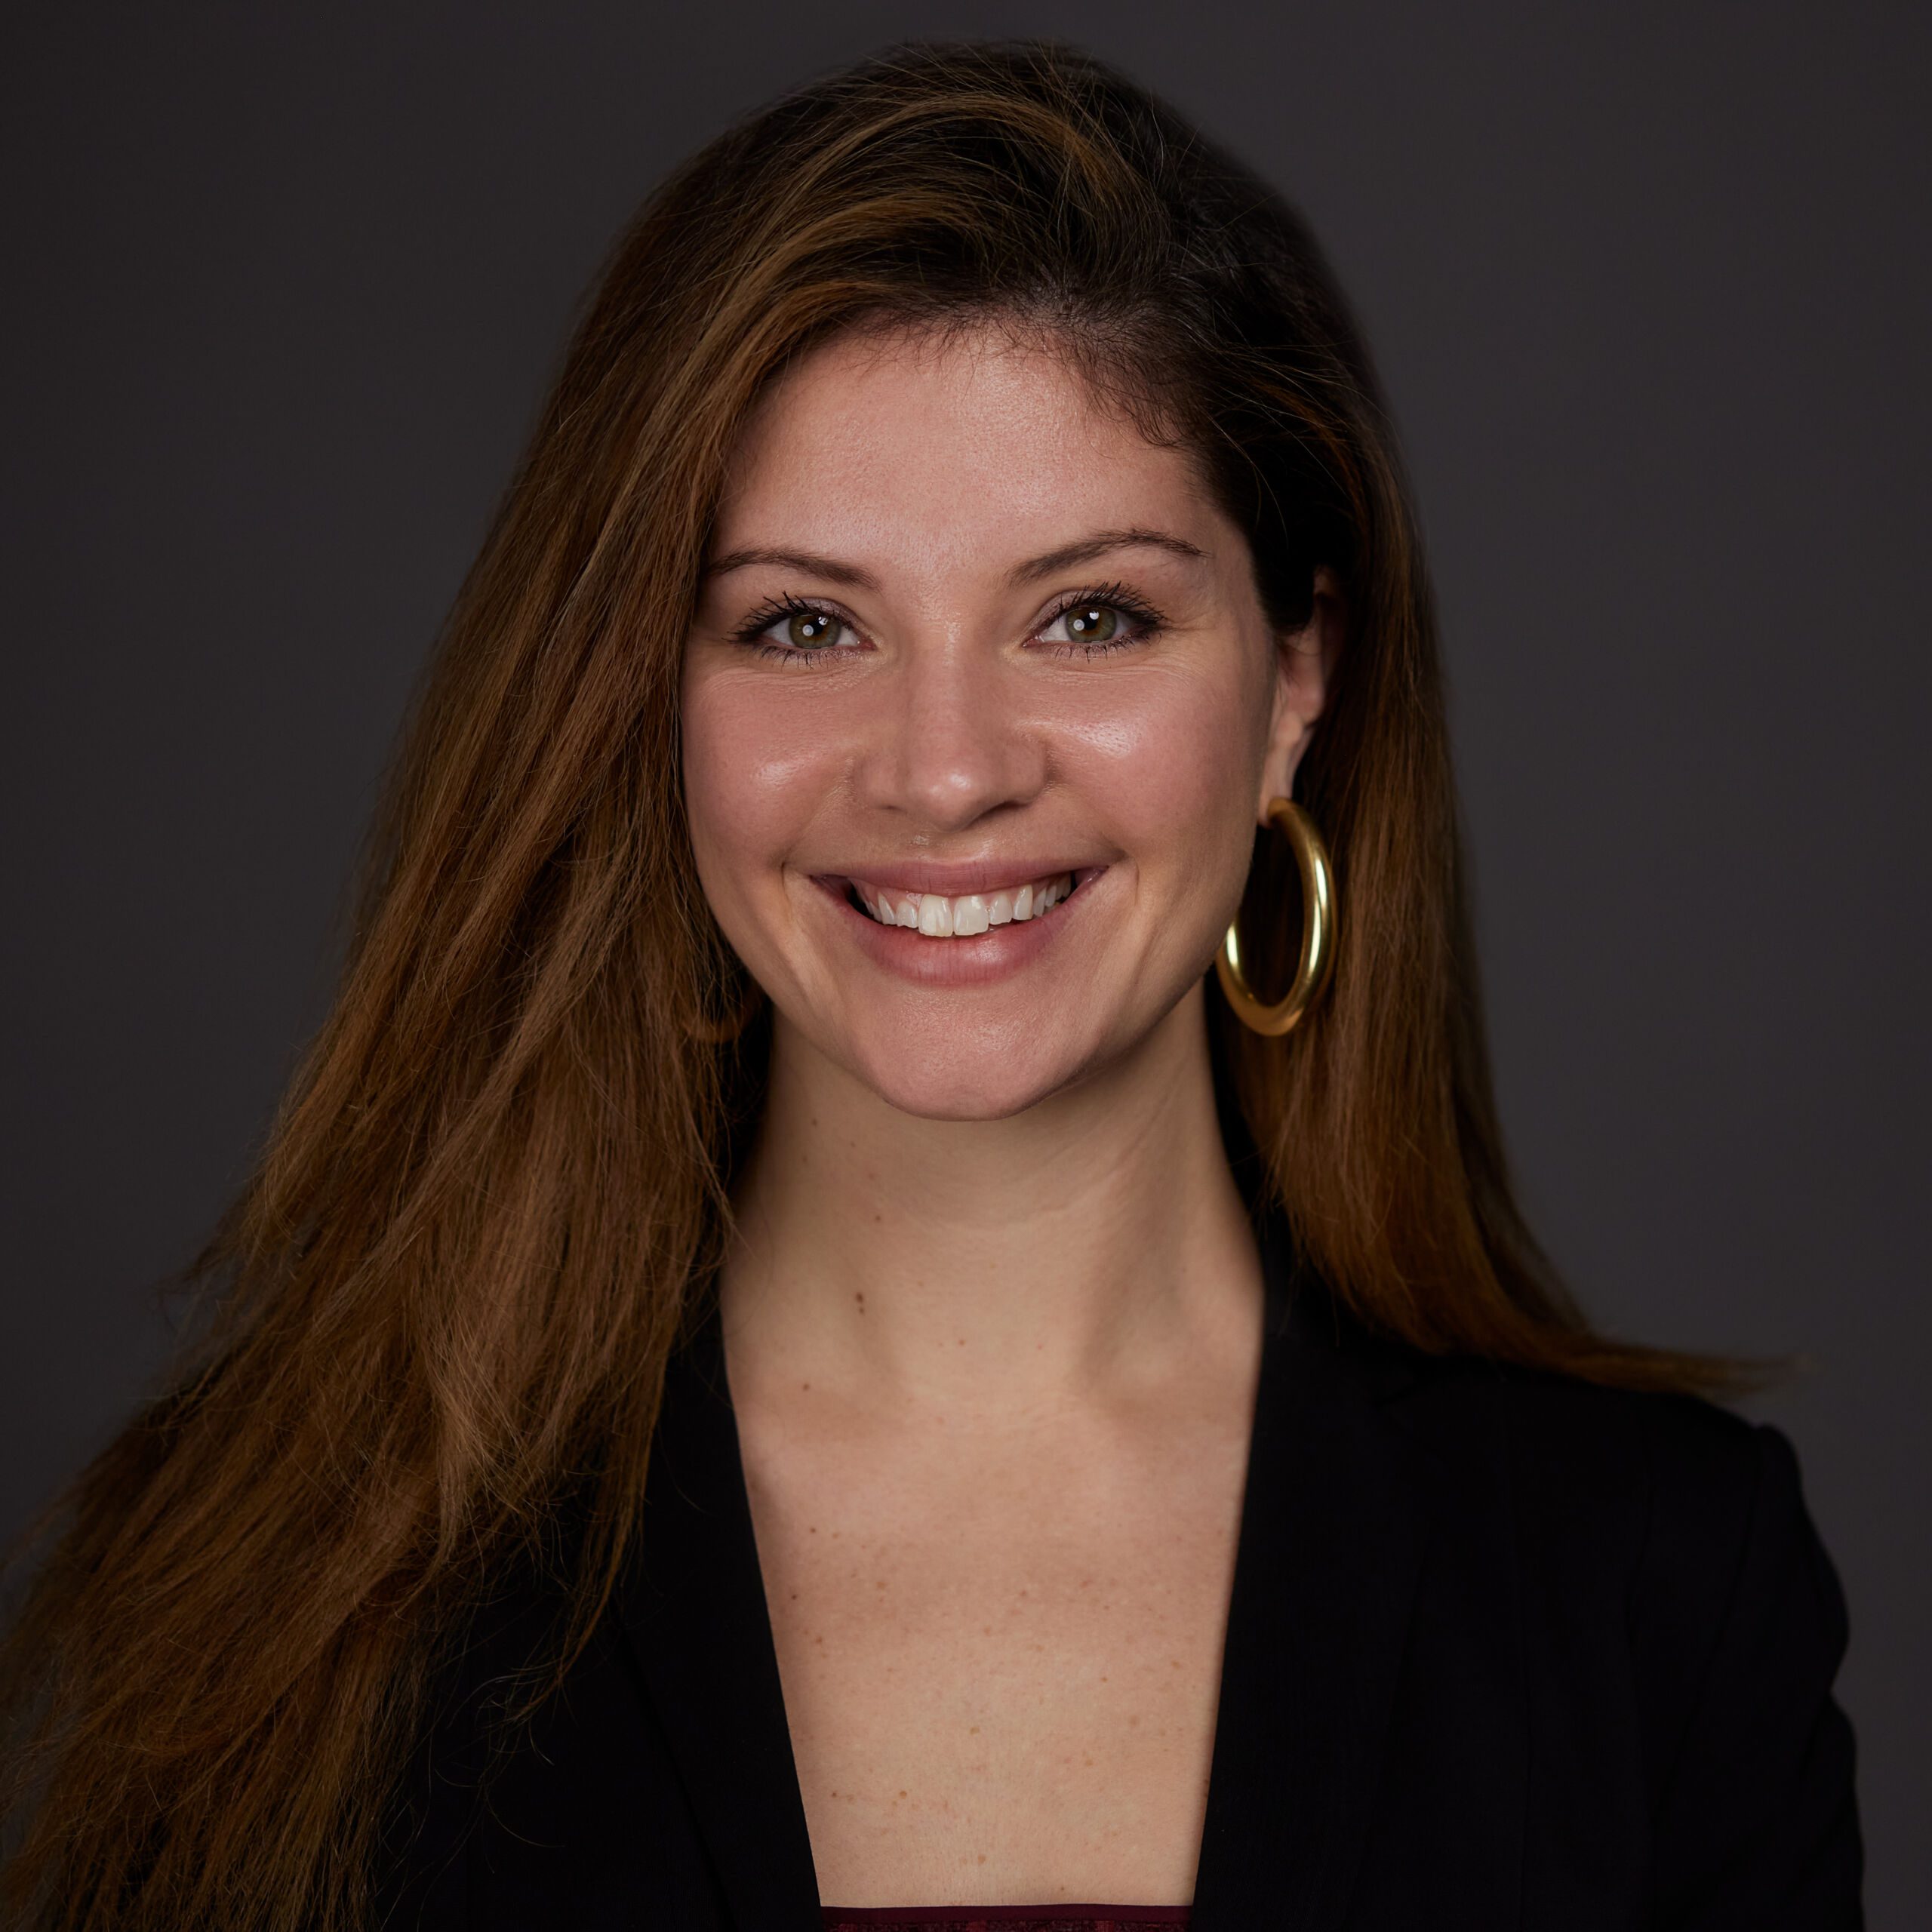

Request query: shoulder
[
  {"left": 1386, "top": 1345, "right": 1861, "bottom": 1919},
  {"left": 1380, "top": 1342, "right": 1862, "bottom": 1916},
  {"left": 1397, "top": 1346, "right": 1844, "bottom": 1654}
]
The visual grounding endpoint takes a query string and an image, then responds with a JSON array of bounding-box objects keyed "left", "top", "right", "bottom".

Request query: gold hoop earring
[{"left": 1215, "top": 797, "right": 1337, "bottom": 1037}]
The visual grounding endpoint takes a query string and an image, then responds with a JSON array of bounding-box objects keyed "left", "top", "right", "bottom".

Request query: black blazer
[{"left": 377, "top": 1205, "right": 1862, "bottom": 1928}]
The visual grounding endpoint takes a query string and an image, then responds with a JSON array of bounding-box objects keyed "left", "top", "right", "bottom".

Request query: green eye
[
  {"left": 786, "top": 610, "right": 841, "bottom": 648},
  {"left": 1064, "top": 605, "right": 1119, "bottom": 642}
]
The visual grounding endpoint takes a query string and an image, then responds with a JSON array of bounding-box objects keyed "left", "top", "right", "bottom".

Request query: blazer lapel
[
  {"left": 1190, "top": 1211, "right": 1429, "bottom": 1932},
  {"left": 616, "top": 1306, "right": 823, "bottom": 1929}
]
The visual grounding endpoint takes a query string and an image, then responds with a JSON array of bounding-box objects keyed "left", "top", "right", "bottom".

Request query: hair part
[{"left": 2, "top": 38, "right": 1748, "bottom": 1930}]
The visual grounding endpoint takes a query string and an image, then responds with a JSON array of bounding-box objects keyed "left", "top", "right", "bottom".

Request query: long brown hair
[{"left": 2, "top": 39, "right": 1737, "bottom": 1930}]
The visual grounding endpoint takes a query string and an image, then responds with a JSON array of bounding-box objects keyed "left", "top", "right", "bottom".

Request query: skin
[{"left": 681, "top": 321, "right": 1343, "bottom": 1907}]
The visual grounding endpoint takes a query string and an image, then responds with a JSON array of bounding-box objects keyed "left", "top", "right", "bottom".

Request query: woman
[{"left": 1, "top": 39, "right": 1860, "bottom": 1931}]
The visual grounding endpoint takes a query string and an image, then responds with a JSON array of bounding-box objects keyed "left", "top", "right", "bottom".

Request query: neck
[{"left": 718, "top": 983, "right": 1264, "bottom": 1418}]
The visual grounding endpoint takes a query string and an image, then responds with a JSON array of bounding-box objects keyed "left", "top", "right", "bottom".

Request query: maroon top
[{"left": 821, "top": 1910, "right": 1190, "bottom": 1930}]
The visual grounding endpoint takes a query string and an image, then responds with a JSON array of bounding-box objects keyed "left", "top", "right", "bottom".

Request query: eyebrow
[
  {"left": 702, "top": 527, "right": 1209, "bottom": 592},
  {"left": 703, "top": 546, "right": 881, "bottom": 589},
  {"left": 1006, "top": 527, "right": 1208, "bottom": 584}
]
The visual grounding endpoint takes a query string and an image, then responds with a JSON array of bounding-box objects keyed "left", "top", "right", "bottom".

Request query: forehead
[{"left": 714, "top": 322, "right": 1228, "bottom": 572}]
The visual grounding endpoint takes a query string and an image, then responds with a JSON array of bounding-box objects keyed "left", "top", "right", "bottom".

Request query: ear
[{"left": 1257, "top": 565, "right": 1346, "bottom": 822}]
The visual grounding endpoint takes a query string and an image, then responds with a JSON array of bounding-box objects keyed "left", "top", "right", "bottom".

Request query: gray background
[{"left": 4, "top": 1, "right": 1925, "bottom": 1918}]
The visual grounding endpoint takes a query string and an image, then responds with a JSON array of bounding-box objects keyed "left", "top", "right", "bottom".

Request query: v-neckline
[{"left": 616, "top": 1200, "right": 1427, "bottom": 1931}]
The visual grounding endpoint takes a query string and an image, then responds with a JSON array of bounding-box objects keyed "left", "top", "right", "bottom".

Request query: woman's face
[{"left": 681, "top": 323, "right": 1335, "bottom": 1120}]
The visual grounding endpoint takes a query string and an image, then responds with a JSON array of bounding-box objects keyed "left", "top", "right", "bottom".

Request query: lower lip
[{"left": 810, "top": 870, "right": 1106, "bottom": 988}]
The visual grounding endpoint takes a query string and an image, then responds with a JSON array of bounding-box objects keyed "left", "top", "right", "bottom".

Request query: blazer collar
[
  {"left": 617, "top": 1201, "right": 1427, "bottom": 1930},
  {"left": 617, "top": 1302, "right": 823, "bottom": 1929},
  {"left": 1190, "top": 1212, "right": 1429, "bottom": 1930}
]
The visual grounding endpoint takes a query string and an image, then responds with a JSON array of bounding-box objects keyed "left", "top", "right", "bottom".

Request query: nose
[{"left": 857, "top": 629, "right": 1048, "bottom": 832}]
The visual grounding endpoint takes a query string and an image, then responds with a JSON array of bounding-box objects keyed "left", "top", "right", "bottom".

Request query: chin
[{"left": 845, "top": 1039, "right": 1082, "bottom": 1124}]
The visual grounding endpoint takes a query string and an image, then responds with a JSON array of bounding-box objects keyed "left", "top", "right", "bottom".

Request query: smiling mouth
[{"left": 836, "top": 869, "right": 1094, "bottom": 937}]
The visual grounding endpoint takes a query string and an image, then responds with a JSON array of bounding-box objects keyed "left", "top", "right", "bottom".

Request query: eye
[
  {"left": 729, "top": 596, "right": 858, "bottom": 660},
  {"left": 1032, "top": 586, "right": 1165, "bottom": 657},
  {"left": 1049, "top": 604, "right": 1121, "bottom": 645},
  {"left": 776, "top": 608, "right": 846, "bottom": 650}
]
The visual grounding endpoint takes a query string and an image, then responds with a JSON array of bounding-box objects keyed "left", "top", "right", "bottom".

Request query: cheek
[
  {"left": 1059, "top": 660, "right": 1266, "bottom": 879},
  {"left": 680, "top": 671, "right": 840, "bottom": 906}
]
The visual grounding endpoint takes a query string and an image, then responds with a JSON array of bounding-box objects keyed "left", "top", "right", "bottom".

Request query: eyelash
[
  {"left": 727, "top": 583, "right": 1168, "bottom": 665},
  {"left": 1035, "top": 583, "right": 1167, "bottom": 658}
]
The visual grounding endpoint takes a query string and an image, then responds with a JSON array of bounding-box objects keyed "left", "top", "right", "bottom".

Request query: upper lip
[{"left": 815, "top": 859, "right": 1107, "bottom": 898}]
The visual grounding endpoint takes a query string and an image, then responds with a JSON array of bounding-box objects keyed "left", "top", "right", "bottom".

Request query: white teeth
[{"left": 854, "top": 872, "right": 1078, "bottom": 937}]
